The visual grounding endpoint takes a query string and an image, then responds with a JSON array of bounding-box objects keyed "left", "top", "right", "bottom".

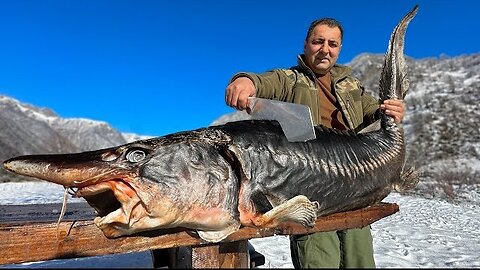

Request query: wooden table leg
[{"left": 190, "top": 240, "right": 249, "bottom": 268}]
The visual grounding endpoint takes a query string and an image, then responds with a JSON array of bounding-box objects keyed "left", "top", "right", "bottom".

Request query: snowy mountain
[
  {"left": 352, "top": 53, "right": 480, "bottom": 202},
  {"left": 1, "top": 53, "right": 479, "bottom": 203},
  {"left": 0, "top": 95, "right": 149, "bottom": 183}
]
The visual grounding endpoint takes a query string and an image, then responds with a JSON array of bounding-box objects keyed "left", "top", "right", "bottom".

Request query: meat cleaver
[{"left": 247, "top": 97, "right": 316, "bottom": 142}]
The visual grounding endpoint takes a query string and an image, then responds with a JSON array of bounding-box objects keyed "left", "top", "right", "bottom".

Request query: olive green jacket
[{"left": 230, "top": 55, "right": 380, "bottom": 131}]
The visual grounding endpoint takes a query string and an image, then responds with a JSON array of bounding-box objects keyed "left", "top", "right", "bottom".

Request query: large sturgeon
[{"left": 3, "top": 6, "right": 418, "bottom": 242}]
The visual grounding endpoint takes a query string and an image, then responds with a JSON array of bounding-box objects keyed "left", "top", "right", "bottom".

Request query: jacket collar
[{"left": 296, "top": 54, "right": 352, "bottom": 82}]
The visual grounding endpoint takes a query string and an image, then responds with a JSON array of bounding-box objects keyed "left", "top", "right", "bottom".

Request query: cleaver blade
[{"left": 247, "top": 97, "right": 316, "bottom": 142}]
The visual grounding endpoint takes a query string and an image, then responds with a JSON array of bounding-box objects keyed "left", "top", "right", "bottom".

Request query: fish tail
[{"left": 379, "top": 5, "right": 418, "bottom": 101}]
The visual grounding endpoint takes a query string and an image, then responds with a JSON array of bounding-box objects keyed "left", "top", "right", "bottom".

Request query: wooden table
[{"left": 0, "top": 202, "right": 399, "bottom": 268}]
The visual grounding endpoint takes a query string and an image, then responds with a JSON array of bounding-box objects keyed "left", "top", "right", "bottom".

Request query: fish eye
[{"left": 126, "top": 149, "right": 147, "bottom": 163}]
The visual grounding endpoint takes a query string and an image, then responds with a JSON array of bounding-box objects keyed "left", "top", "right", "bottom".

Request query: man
[{"left": 225, "top": 18, "right": 405, "bottom": 268}]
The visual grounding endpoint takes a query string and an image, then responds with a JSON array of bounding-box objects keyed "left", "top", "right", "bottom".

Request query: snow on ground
[
  {"left": 1, "top": 182, "right": 479, "bottom": 268},
  {"left": 251, "top": 192, "right": 480, "bottom": 268}
]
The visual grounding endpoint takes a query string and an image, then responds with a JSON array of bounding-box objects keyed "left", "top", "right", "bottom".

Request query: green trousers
[{"left": 290, "top": 226, "right": 375, "bottom": 268}]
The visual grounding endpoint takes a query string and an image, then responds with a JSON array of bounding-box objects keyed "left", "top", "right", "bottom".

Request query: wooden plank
[
  {"left": 153, "top": 241, "right": 250, "bottom": 268},
  {"left": 0, "top": 202, "right": 398, "bottom": 265},
  {"left": 189, "top": 240, "right": 249, "bottom": 269},
  {"left": 216, "top": 241, "right": 249, "bottom": 268},
  {"left": 190, "top": 241, "right": 249, "bottom": 268},
  {"left": 154, "top": 240, "right": 252, "bottom": 268},
  {"left": 0, "top": 202, "right": 95, "bottom": 224}
]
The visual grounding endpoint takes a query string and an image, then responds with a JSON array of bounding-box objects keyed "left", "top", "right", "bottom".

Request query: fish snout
[
  {"left": 3, "top": 155, "right": 93, "bottom": 186},
  {"left": 3, "top": 158, "right": 44, "bottom": 176}
]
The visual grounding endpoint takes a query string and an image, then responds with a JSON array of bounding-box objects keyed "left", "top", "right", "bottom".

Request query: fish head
[
  {"left": 3, "top": 140, "right": 157, "bottom": 234},
  {"left": 3, "top": 132, "right": 239, "bottom": 239}
]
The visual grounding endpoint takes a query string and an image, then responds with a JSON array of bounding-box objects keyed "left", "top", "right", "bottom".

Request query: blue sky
[{"left": 0, "top": 0, "right": 478, "bottom": 137}]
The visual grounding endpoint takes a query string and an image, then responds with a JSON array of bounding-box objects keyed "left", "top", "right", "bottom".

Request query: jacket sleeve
[
  {"left": 229, "top": 69, "right": 297, "bottom": 101},
  {"left": 359, "top": 82, "right": 381, "bottom": 125}
]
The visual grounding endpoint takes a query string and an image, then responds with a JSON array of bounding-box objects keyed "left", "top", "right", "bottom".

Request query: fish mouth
[
  {"left": 70, "top": 177, "right": 145, "bottom": 231},
  {"left": 3, "top": 154, "right": 150, "bottom": 236}
]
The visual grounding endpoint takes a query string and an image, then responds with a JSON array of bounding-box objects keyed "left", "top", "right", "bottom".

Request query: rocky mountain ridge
[{"left": 0, "top": 95, "right": 151, "bottom": 182}]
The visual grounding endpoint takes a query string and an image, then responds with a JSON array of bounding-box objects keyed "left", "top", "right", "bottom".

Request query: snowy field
[{"left": 1, "top": 181, "right": 479, "bottom": 268}]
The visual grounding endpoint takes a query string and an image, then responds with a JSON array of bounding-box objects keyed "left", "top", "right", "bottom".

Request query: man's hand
[
  {"left": 225, "top": 77, "right": 256, "bottom": 111},
  {"left": 380, "top": 99, "right": 405, "bottom": 124}
]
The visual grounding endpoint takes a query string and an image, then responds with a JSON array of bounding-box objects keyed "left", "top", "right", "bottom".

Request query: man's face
[{"left": 304, "top": 24, "right": 342, "bottom": 75}]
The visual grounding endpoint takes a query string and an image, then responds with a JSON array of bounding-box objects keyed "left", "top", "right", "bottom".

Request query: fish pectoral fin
[
  {"left": 196, "top": 222, "right": 241, "bottom": 243},
  {"left": 252, "top": 195, "right": 319, "bottom": 228}
]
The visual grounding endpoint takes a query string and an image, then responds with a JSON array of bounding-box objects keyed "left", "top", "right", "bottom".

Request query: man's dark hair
[{"left": 305, "top": 18, "right": 344, "bottom": 42}]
